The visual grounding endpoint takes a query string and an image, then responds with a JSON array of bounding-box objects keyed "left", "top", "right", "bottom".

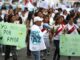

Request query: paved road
[{"left": 0, "top": 48, "right": 80, "bottom": 60}]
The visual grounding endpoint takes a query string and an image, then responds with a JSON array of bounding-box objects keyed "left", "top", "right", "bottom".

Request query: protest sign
[
  {"left": 0, "top": 22, "right": 27, "bottom": 49},
  {"left": 60, "top": 34, "right": 80, "bottom": 56}
]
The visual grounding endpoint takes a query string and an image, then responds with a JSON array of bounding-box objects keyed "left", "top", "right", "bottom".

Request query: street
[{"left": 0, "top": 48, "right": 80, "bottom": 60}]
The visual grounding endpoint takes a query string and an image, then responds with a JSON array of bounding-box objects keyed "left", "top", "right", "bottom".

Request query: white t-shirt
[
  {"left": 49, "top": 13, "right": 55, "bottom": 25},
  {"left": 14, "top": 21, "right": 19, "bottom": 24},
  {"left": 20, "top": 12, "right": 29, "bottom": 24},
  {"left": 53, "top": 24, "right": 65, "bottom": 40},
  {"left": 65, "top": 23, "right": 79, "bottom": 34},
  {"left": 63, "top": 15, "right": 67, "bottom": 20},
  {"left": 41, "top": 23, "right": 50, "bottom": 41},
  {"left": 77, "top": 18, "right": 80, "bottom": 27},
  {"left": 61, "top": 13, "right": 67, "bottom": 20},
  {"left": 29, "top": 25, "right": 46, "bottom": 51}
]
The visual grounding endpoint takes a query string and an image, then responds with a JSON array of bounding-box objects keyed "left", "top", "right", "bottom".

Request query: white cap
[{"left": 34, "top": 17, "right": 43, "bottom": 22}]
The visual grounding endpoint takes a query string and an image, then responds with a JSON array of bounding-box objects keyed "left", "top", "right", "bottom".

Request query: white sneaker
[
  {"left": 10, "top": 53, "right": 12, "bottom": 56},
  {"left": 2, "top": 53, "right": 5, "bottom": 56}
]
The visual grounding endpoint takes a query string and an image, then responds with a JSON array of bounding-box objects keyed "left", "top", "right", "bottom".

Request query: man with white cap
[{"left": 29, "top": 16, "right": 46, "bottom": 60}]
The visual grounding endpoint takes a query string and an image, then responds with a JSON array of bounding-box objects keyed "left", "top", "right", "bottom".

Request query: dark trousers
[
  {"left": 26, "top": 30, "right": 31, "bottom": 56},
  {"left": 68, "top": 56, "right": 71, "bottom": 60},
  {"left": 0, "top": 44, "right": 2, "bottom": 53},
  {"left": 27, "top": 43, "right": 31, "bottom": 56},
  {"left": 53, "top": 40, "right": 60, "bottom": 60},
  {"left": 5, "top": 45, "right": 17, "bottom": 60},
  {"left": 0, "top": 45, "right": 5, "bottom": 53}
]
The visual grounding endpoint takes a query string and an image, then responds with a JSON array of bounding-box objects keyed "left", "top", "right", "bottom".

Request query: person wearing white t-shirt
[
  {"left": 29, "top": 16, "right": 46, "bottom": 60},
  {"left": 20, "top": 8, "right": 29, "bottom": 24},
  {"left": 62, "top": 10, "right": 68, "bottom": 20},
  {"left": 51, "top": 15, "right": 65, "bottom": 60},
  {"left": 77, "top": 18, "right": 80, "bottom": 27},
  {"left": 41, "top": 15, "right": 51, "bottom": 60},
  {"left": 65, "top": 15, "right": 80, "bottom": 60},
  {"left": 65, "top": 14, "right": 80, "bottom": 35}
]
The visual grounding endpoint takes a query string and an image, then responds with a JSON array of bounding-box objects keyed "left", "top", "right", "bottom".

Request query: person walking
[{"left": 29, "top": 16, "right": 46, "bottom": 60}]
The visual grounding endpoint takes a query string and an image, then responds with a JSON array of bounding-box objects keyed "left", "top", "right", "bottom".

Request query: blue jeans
[{"left": 32, "top": 51, "right": 40, "bottom": 60}]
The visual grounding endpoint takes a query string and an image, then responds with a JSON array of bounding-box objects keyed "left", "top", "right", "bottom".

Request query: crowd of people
[{"left": 0, "top": 1, "right": 80, "bottom": 60}]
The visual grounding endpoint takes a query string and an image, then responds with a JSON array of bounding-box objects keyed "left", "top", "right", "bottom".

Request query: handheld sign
[
  {"left": 60, "top": 34, "right": 80, "bottom": 56},
  {"left": 0, "top": 22, "right": 27, "bottom": 49}
]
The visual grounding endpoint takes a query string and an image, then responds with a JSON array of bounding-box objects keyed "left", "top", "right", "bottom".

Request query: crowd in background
[{"left": 0, "top": 1, "right": 80, "bottom": 60}]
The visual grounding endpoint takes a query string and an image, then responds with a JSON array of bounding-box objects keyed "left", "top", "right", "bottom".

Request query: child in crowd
[
  {"left": 51, "top": 15, "right": 65, "bottom": 60},
  {"left": 41, "top": 15, "right": 51, "bottom": 60}
]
